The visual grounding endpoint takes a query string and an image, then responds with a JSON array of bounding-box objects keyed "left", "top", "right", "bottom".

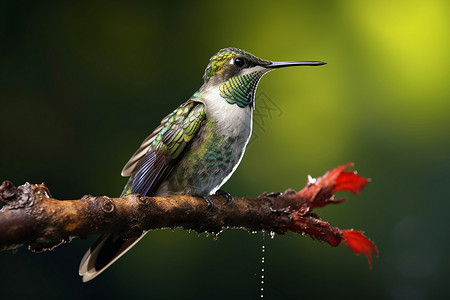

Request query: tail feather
[{"left": 79, "top": 232, "right": 146, "bottom": 282}]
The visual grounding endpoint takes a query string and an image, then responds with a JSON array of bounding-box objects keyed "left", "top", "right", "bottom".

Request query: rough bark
[{"left": 0, "top": 163, "right": 375, "bottom": 263}]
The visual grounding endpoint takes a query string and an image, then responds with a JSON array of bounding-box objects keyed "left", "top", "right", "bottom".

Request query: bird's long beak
[{"left": 266, "top": 61, "right": 326, "bottom": 69}]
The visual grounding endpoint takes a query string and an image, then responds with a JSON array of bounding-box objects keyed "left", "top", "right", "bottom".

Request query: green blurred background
[{"left": 1, "top": 0, "right": 449, "bottom": 299}]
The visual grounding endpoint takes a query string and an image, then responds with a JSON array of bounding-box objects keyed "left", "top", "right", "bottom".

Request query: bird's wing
[
  {"left": 121, "top": 99, "right": 206, "bottom": 196},
  {"left": 79, "top": 100, "right": 206, "bottom": 282}
]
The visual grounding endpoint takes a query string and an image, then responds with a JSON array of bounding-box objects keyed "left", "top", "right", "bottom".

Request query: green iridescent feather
[
  {"left": 167, "top": 119, "right": 235, "bottom": 192},
  {"left": 126, "top": 100, "right": 206, "bottom": 196},
  {"left": 219, "top": 72, "right": 264, "bottom": 107},
  {"left": 204, "top": 50, "right": 239, "bottom": 81},
  {"left": 203, "top": 48, "right": 270, "bottom": 83}
]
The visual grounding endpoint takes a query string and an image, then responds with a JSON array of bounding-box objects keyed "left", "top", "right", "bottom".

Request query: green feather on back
[
  {"left": 124, "top": 100, "right": 206, "bottom": 196},
  {"left": 152, "top": 102, "right": 205, "bottom": 160}
]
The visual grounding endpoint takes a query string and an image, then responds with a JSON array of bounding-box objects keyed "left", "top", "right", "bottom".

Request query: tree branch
[{"left": 0, "top": 163, "right": 378, "bottom": 267}]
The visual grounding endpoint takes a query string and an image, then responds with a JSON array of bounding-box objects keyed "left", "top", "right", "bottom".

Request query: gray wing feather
[{"left": 120, "top": 113, "right": 173, "bottom": 176}]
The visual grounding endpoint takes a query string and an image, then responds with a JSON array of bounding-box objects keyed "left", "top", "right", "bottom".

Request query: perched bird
[{"left": 79, "top": 47, "right": 325, "bottom": 282}]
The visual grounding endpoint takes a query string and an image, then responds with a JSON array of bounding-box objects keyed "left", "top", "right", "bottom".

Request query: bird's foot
[
  {"left": 216, "top": 189, "right": 234, "bottom": 205},
  {"left": 203, "top": 195, "right": 214, "bottom": 210}
]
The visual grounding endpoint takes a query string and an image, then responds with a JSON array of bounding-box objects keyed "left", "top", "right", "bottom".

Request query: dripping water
[{"left": 260, "top": 232, "right": 266, "bottom": 298}]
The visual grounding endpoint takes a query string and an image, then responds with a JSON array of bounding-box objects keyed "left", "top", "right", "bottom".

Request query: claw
[
  {"left": 216, "top": 189, "right": 234, "bottom": 205},
  {"left": 203, "top": 195, "right": 214, "bottom": 210}
]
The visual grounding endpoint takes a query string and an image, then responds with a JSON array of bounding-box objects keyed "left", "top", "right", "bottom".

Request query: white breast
[
  {"left": 202, "top": 88, "right": 252, "bottom": 137},
  {"left": 200, "top": 87, "right": 253, "bottom": 194}
]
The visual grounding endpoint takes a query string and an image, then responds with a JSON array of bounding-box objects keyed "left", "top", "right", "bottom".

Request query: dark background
[{"left": 1, "top": 1, "right": 449, "bottom": 299}]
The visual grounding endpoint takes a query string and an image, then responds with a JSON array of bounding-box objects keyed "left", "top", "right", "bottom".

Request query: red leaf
[
  {"left": 342, "top": 229, "right": 379, "bottom": 269},
  {"left": 333, "top": 172, "right": 370, "bottom": 195},
  {"left": 286, "top": 163, "right": 378, "bottom": 269},
  {"left": 324, "top": 162, "right": 370, "bottom": 195},
  {"left": 295, "top": 162, "right": 370, "bottom": 209}
]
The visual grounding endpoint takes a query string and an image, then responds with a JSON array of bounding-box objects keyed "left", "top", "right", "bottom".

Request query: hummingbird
[{"left": 79, "top": 47, "right": 326, "bottom": 282}]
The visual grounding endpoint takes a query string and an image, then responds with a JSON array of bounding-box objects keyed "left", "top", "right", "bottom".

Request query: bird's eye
[{"left": 234, "top": 57, "right": 246, "bottom": 67}]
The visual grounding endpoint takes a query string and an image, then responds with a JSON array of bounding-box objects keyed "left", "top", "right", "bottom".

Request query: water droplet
[
  {"left": 308, "top": 175, "right": 317, "bottom": 184},
  {"left": 260, "top": 240, "right": 266, "bottom": 298}
]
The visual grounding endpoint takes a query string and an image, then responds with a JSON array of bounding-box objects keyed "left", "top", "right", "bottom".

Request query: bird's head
[{"left": 200, "top": 47, "right": 325, "bottom": 108}]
